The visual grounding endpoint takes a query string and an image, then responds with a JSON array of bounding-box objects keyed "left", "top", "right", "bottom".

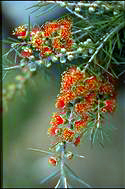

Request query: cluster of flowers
[
  {"left": 12, "top": 17, "right": 73, "bottom": 69},
  {"left": 48, "top": 66, "right": 117, "bottom": 165}
]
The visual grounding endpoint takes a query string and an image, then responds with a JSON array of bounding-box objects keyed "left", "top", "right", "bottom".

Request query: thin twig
[
  {"left": 3, "top": 65, "right": 20, "bottom": 71},
  {"left": 72, "top": 30, "right": 82, "bottom": 34}
]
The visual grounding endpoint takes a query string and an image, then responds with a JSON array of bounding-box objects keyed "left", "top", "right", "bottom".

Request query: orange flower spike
[
  {"left": 63, "top": 128, "right": 74, "bottom": 142},
  {"left": 64, "top": 91, "right": 76, "bottom": 104},
  {"left": 44, "top": 21, "right": 59, "bottom": 37},
  {"left": 74, "top": 85, "right": 87, "bottom": 96},
  {"left": 58, "top": 18, "right": 72, "bottom": 39},
  {"left": 61, "top": 74, "right": 74, "bottom": 92},
  {"left": 61, "top": 67, "right": 84, "bottom": 93},
  {"left": 86, "top": 76, "right": 99, "bottom": 90},
  {"left": 56, "top": 91, "right": 75, "bottom": 110},
  {"left": 75, "top": 103, "right": 91, "bottom": 116}
]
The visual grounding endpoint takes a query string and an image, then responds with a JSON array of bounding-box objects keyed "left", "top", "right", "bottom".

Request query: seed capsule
[
  {"left": 75, "top": 7, "right": 81, "bottom": 12},
  {"left": 60, "top": 56, "right": 66, "bottom": 64}
]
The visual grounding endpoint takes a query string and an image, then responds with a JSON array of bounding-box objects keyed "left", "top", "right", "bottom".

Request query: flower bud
[{"left": 48, "top": 156, "right": 57, "bottom": 166}]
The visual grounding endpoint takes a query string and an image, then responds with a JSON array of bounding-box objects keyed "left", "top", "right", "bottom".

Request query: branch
[
  {"left": 3, "top": 65, "right": 20, "bottom": 71},
  {"left": 84, "top": 22, "right": 125, "bottom": 71},
  {"left": 65, "top": 6, "right": 89, "bottom": 23}
]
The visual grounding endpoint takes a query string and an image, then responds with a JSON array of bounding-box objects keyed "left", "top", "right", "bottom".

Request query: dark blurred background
[{"left": 2, "top": 1, "right": 125, "bottom": 188}]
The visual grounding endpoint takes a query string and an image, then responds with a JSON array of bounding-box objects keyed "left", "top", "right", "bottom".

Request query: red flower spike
[
  {"left": 56, "top": 97, "right": 65, "bottom": 109},
  {"left": 13, "top": 25, "right": 27, "bottom": 39},
  {"left": 21, "top": 50, "right": 32, "bottom": 57},
  {"left": 48, "top": 127, "right": 59, "bottom": 136},
  {"left": 51, "top": 113, "right": 64, "bottom": 125},
  {"left": 75, "top": 120, "right": 87, "bottom": 131},
  {"left": 102, "top": 98, "right": 116, "bottom": 112}
]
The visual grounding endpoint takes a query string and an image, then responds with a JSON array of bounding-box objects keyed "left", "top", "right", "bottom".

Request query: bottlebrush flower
[
  {"left": 40, "top": 46, "right": 53, "bottom": 57},
  {"left": 58, "top": 19, "right": 72, "bottom": 39},
  {"left": 60, "top": 67, "right": 84, "bottom": 93},
  {"left": 102, "top": 98, "right": 116, "bottom": 112},
  {"left": 85, "top": 76, "right": 100, "bottom": 91},
  {"left": 12, "top": 25, "right": 28, "bottom": 39},
  {"left": 48, "top": 126, "right": 59, "bottom": 136},
  {"left": 65, "top": 38, "right": 73, "bottom": 49},
  {"left": 50, "top": 113, "right": 64, "bottom": 126},
  {"left": 63, "top": 128, "right": 74, "bottom": 142},
  {"left": 75, "top": 103, "right": 91, "bottom": 116},
  {"left": 56, "top": 91, "right": 75, "bottom": 109},
  {"left": 74, "top": 120, "right": 87, "bottom": 131},
  {"left": 74, "top": 85, "right": 87, "bottom": 96},
  {"left": 44, "top": 21, "right": 59, "bottom": 37},
  {"left": 48, "top": 156, "right": 57, "bottom": 166}
]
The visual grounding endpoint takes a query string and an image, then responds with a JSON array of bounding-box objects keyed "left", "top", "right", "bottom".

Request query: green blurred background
[{"left": 2, "top": 1, "right": 125, "bottom": 188}]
